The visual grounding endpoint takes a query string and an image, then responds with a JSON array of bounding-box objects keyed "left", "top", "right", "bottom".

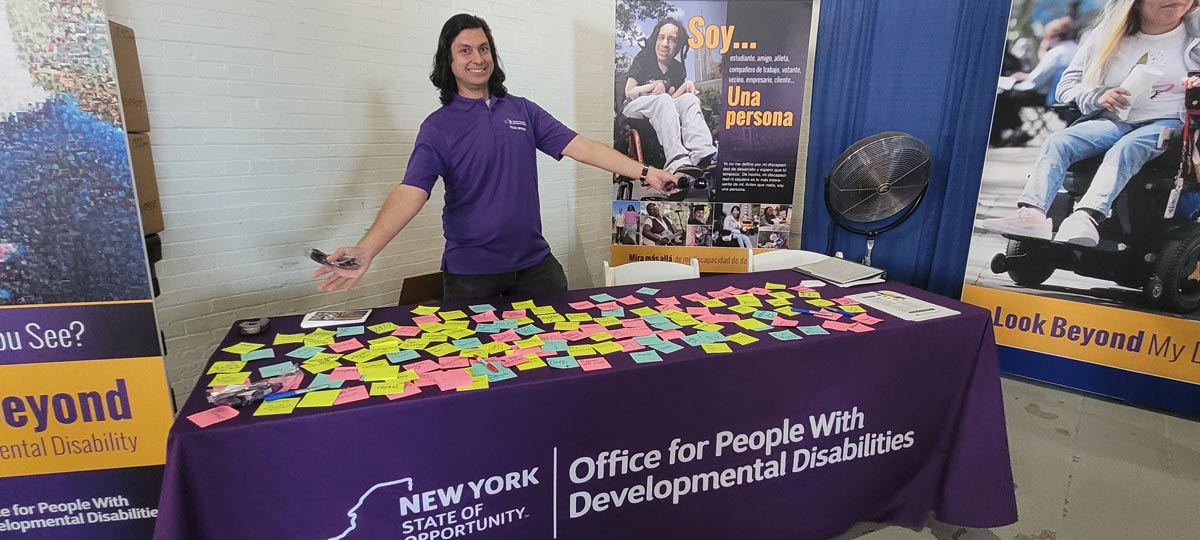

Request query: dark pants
[{"left": 443, "top": 254, "right": 568, "bottom": 301}]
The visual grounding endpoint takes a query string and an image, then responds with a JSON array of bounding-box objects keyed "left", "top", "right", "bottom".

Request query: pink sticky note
[
  {"left": 655, "top": 296, "right": 680, "bottom": 305},
  {"left": 334, "top": 385, "right": 370, "bottom": 405},
  {"left": 569, "top": 301, "right": 596, "bottom": 310},
  {"left": 833, "top": 297, "right": 860, "bottom": 306},
  {"left": 624, "top": 326, "right": 654, "bottom": 337},
  {"left": 414, "top": 372, "right": 440, "bottom": 387},
  {"left": 595, "top": 301, "right": 620, "bottom": 311},
  {"left": 683, "top": 293, "right": 708, "bottom": 302},
  {"left": 709, "top": 291, "right": 733, "bottom": 299},
  {"left": 713, "top": 314, "right": 740, "bottom": 323},
  {"left": 561, "top": 330, "right": 589, "bottom": 342},
  {"left": 412, "top": 315, "right": 440, "bottom": 324},
  {"left": 500, "top": 355, "right": 527, "bottom": 368},
  {"left": 472, "top": 311, "right": 499, "bottom": 323},
  {"left": 748, "top": 287, "right": 770, "bottom": 295},
  {"left": 789, "top": 285, "right": 812, "bottom": 292},
  {"left": 658, "top": 330, "right": 686, "bottom": 340},
  {"left": 510, "top": 347, "right": 543, "bottom": 356},
  {"left": 771, "top": 317, "right": 799, "bottom": 327},
  {"left": 577, "top": 323, "right": 606, "bottom": 334},
  {"left": 502, "top": 309, "right": 527, "bottom": 319},
  {"left": 187, "top": 406, "right": 239, "bottom": 428},
  {"left": 491, "top": 329, "right": 520, "bottom": 342},
  {"left": 439, "top": 356, "right": 471, "bottom": 369},
  {"left": 821, "top": 320, "right": 855, "bottom": 332},
  {"left": 687, "top": 306, "right": 712, "bottom": 316},
  {"left": 277, "top": 372, "right": 304, "bottom": 392},
  {"left": 608, "top": 328, "right": 634, "bottom": 340},
  {"left": 391, "top": 326, "right": 422, "bottom": 337},
  {"left": 329, "top": 366, "right": 363, "bottom": 381},
  {"left": 622, "top": 318, "right": 649, "bottom": 328},
  {"left": 539, "top": 332, "right": 564, "bottom": 341},
  {"left": 848, "top": 323, "right": 875, "bottom": 333},
  {"left": 618, "top": 339, "right": 646, "bottom": 352},
  {"left": 616, "top": 295, "right": 643, "bottom": 306},
  {"left": 406, "top": 360, "right": 441, "bottom": 374},
  {"left": 386, "top": 381, "right": 423, "bottom": 400},
  {"left": 852, "top": 313, "right": 883, "bottom": 325},
  {"left": 329, "top": 338, "right": 365, "bottom": 353},
  {"left": 579, "top": 357, "right": 613, "bottom": 371},
  {"left": 433, "top": 369, "right": 473, "bottom": 391},
  {"left": 812, "top": 309, "right": 844, "bottom": 321}
]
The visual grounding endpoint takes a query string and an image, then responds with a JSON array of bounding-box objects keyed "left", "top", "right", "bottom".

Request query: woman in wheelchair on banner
[
  {"left": 982, "top": 0, "right": 1200, "bottom": 247},
  {"left": 621, "top": 17, "right": 717, "bottom": 180}
]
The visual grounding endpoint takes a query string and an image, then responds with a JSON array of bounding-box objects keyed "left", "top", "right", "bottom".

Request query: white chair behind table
[
  {"left": 603, "top": 258, "right": 701, "bottom": 287},
  {"left": 747, "top": 248, "right": 829, "bottom": 272}
]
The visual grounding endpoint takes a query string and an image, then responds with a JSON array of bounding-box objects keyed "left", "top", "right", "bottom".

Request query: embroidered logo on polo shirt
[{"left": 504, "top": 119, "right": 527, "bottom": 132}]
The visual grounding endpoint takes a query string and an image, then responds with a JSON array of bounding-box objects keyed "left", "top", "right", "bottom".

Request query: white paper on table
[{"left": 1117, "top": 64, "right": 1164, "bottom": 120}]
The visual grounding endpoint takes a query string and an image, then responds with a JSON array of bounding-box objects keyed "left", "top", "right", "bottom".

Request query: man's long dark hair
[
  {"left": 632, "top": 17, "right": 686, "bottom": 71},
  {"left": 430, "top": 14, "right": 508, "bottom": 105}
]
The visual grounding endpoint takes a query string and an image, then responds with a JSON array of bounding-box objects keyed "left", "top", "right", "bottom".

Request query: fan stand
[{"left": 825, "top": 186, "right": 927, "bottom": 267}]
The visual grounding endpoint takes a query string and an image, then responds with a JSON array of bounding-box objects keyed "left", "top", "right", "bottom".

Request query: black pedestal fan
[{"left": 823, "top": 132, "right": 932, "bottom": 266}]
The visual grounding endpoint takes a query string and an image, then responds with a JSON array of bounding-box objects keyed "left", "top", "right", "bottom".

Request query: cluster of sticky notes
[{"left": 191, "top": 277, "right": 889, "bottom": 426}]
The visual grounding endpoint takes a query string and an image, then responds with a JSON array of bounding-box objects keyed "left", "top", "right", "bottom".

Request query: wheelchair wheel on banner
[
  {"left": 1144, "top": 235, "right": 1200, "bottom": 313},
  {"left": 1003, "top": 239, "right": 1055, "bottom": 286}
]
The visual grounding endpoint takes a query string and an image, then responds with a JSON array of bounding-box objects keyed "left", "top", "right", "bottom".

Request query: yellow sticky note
[
  {"left": 394, "top": 370, "right": 419, "bottom": 383},
  {"left": 767, "top": 298, "right": 792, "bottom": 307},
  {"left": 554, "top": 321, "right": 580, "bottom": 331},
  {"left": 440, "top": 310, "right": 468, "bottom": 321},
  {"left": 427, "top": 343, "right": 459, "bottom": 357},
  {"left": 412, "top": 305, "right": 439, "bottom": 315},
  {"left": 371, "top": 345, "right": 401, "bottom": 355},
  {"left": 301, "top": 357, "right": 341, "bottom": 374},
  {"left": 368, "top": 322, "right": 400, "bottom": 334},
  {"left": 594, "top": 316, "right": 621, "bottom": 327},
  {"left": 369, "top": 336, "right": 401, "bottom": 348},
  {"left": 515, "top": 358, "right": 548, "bottom": 370},
  {"left": 631, "top": 307, "right": 659, "bottom": 317},
  {"left": 514, "top": 336, "right": 544, "bottom": 349},
  {"left": 483, "top": 342, "right": 511, "bottom": 354},
  {"left": 297, "top": 389, "right": 341, "bottom": 408},
  {"left": 694, "top": 323, "right": 724, "bottom": 332},
  {"left": 307, "top": 328, "right": 337, "bottom": 339},
  {"left": 221, "top": 342, "right": 264, "bottom": 355},
  {"left": 273, "top": 333, "right": 306, "bottom": 345},
  {"left": 342, "top": 349, "right": 381, "bottom": 364},
  {"left": 796, "top": 291, "right": 822, "bottom": 298},
  {"left": 765, "top": 282, "right": 786, "bottom": 290},
  {"left": 728, "top": 332, "right": 759, "bottom": 346},
  {"left": 207, "top": 361, "right": 248, "bottom": 375},
  {"left": 566, "top": 313, "right": 593, "bottom": 322},
  {"left": 735, "top": 319, "right": 771, "bottom": 331},
  {"left": 357, "top": 359, "right": 389, "bottom": 369},
  {"left": 360, "top": 364, "right": 401, "bottom": 381},
  {"left": 807, "top": 299, "right": 836, "bottom": 307},
  {"left": 530, "top": 305, "right": 557, "bottom": 315},
  {"left": 702, "top": 343, "right": 733, "bottom": 354},
  {"left": 370, "top": 380, "right": 407, "bottom": 396},
  {"left": 417, "top": 322, "right": 445, "bottom": 332},
  {"left": 516, "top": 317, "right": 534, "bottom": 326},
  {"left": 423, "top": 333, "right": 450, "bottom": 343},
  {"left": 304, "top": 335, "right": 335, "bottom": 347},
  {"left": 448, "top": 329, "right": 476, "bottom": 340},
  {"left": 511, "top": 300, "right": 536, "bottom": 309},
  {"left": 840, "top": 305, "right": 867, "bottom": 313},
  {"left": 728, "top": 305, "right": 757, "bottom": 314},
  {"left": 589, "top": 332, "right": 614, "bottom": 342},
  {"left": 209, "top": 372, "right": 250, "bottom": 386},
  {"left": 457, "top": 375, "right": 490, "bottom": 391},
  {"left": 594, "top": 342, "right": 623, "bottom": 355},
  {"left": 254, "top": 398, "right": 300, "bottom": 416},
  {"left": 443, "top": 321, "right": 471, "bottom": 329},
  {"left": 400, "top": 338, "right": 430, "bottom": 350},
  {"left": 460, "top": 348, "right": 485, "bottom": 358},
  {"left": 776, "top": 307, "right": 799, "bottom": 316},
  {"left": 539, "top": 314, "right": 566, "bottom": 323},
  {"left": 568, "top": 345, "right": 597, "bottom": 357},
  {"left": 736, "top": 295, "right": 763, "bottom": 307},
  {"left": 769, "top": 291, "right": 795, "bottom": 299}
]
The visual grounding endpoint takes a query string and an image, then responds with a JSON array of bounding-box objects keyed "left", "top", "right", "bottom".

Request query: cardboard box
[
  {"left": 109, "top": 21, "right": 150, "bottom": 133},
  {"left": 127, "top": 133, "right": 164, "bottom": 235}
]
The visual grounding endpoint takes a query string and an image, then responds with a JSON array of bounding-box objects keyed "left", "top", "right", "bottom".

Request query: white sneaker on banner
[
  {"left": 979, "top": 207, "right": 1052, "bottom": 240},
  {"left": 1055, "top": 211, "right": 1100, "bottom": 247}
]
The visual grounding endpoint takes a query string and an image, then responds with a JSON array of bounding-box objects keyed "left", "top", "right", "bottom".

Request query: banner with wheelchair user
[
  {"left": 609, "top": 0, "right": 814, "bottom": 272},
  {"left": 963, "top": 0, "right": 1200, "bottom": 410}
]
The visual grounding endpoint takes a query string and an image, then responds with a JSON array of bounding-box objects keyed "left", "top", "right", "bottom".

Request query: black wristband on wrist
[{"left": 638, "top": 165, "right": 649, "bottom": 181}]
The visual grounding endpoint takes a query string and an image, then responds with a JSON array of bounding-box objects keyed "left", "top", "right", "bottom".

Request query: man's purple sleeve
[
  {"left": 401, "top": 127, "right": 445, "bottom": 192},
  {"left": 528, "top": 99, "right": 578, "bottom": 160}
]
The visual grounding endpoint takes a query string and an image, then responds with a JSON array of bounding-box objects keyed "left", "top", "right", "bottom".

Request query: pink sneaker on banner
[
  {"left": 1054, "top": 211, "right": 1100, "bottom": 247},
  {"left": 979, "top": 207, "right": 1052, "bottom": 240}
]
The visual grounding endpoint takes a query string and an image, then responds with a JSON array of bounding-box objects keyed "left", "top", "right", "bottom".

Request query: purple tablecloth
[{"left": 154, "top": 271, "right": 1016, "bottom": 540}]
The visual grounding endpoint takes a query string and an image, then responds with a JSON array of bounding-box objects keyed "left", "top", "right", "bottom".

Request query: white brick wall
[{"left": 105, "top": 0, "right": 618, "bottom": 405}]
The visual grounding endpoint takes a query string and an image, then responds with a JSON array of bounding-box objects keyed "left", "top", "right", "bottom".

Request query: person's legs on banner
[
  {"left": 672, "top": 92, "right": 717, "bottom": 165},
  {"left": 622, "top": 94, "right": 690, "bottom": 172}
]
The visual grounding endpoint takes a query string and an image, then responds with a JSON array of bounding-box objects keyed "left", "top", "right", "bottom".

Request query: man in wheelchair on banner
[
  {"left": 981, "top": 0, "right": 1200, "bottom": 313},
  {"left": 614, "top": 17, "right": 718, "bottom": 202}
]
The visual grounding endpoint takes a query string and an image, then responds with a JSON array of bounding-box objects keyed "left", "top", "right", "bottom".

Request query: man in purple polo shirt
[{"left": 315, "top": 14, "right": 679, "bottom": 300}]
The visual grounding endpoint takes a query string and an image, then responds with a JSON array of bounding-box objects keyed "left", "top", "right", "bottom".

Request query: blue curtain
[{"left": 801, "top": 0, "right": 1012, "bottom": 298}]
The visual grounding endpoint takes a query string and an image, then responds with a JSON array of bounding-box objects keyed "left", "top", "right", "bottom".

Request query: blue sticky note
[
  {"left": 681, "top": 334, "right": 706, "bottom": 347},
  {"left": 601, "top": 308, "right": 625, "bottom": 318},
  {"left": 636, "top": 287, "right": 660, "bottom": 295},
  {"left": 752, "top": 310, "right": 778, "bottom": 321},
  {"left": 335, "top": 326, "right": 365, "bottom": 337},
  {"left": 542, "top": 339, "right": 568, "bottom": 352},
  {"left": 470, "top": 304, "right": 497, "bottom": 313},
  {"left": 652, "top": 321, "right": 682, "bottom": 331},
  {"left": 649, "top": 340, "right": 684, "bottom": 354},
  {"left": 470, "top": 362, "right": 493, "bottom": 376},
  {"left": 475, "top": 322, "right": 501, "bottom": 333},
  {"left": 630, "top": 350, "right": 663, "bottom": 364},
  {"left": 486, "top": 367, "right": 518, "bottom": 383},
  {"left": 242, "top": 349, "right": 276, "bottom": 361},
  {"left": 452, "top": 338, "right": 483, "bottom": 349},
  {"left": 590, "top": 293, "right": 617, "bottom": 302},
  {"left": 697, "top": 331, "right": 726, "bottom": 343},
  {"left": 516, "top": 324, "right": 545, "bottom": 336},
  {"left": 258, "top": 361, "right": 296, "bottom": 378},
  {"left": 496, "top": 320, "right": 520, "bottom": 330},
  {"left": 634, "top": 335, "right": 664, "bottom": 346},
  {"left": 287, "top": 346, "right": 323, "bottom": 359},
  {"left": 770, "top": 330, "right": 804, "bottom": 341},
  {"left": 643, "top": 314, "right": 671, "bottom": 325},
  {"left": 797, "top": 325, "right": 830, "bottom": 336},
  {"left": 310, "top": 372, "right": 346, "bottom": 389},
  {"left": 386, "top": 350, "right": 421, "bottom": 364},
  {"left": 547, "top": 356, "right": 580, "bottom": 369}
]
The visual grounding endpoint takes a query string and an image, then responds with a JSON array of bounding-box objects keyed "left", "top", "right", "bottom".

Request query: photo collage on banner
[
  {"left": 963, "top": 0, "right": 1200, "bottom": 395},
  {"left": 0, "top": 0, "right": 173, "bottom": 538},
  {"left": 610, "top": 0, "right": 813, "bottom": 272}
]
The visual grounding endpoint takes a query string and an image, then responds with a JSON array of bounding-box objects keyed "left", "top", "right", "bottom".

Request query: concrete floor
[{"left": 834, "top": 376, "right": 1200, "bottom": 540}]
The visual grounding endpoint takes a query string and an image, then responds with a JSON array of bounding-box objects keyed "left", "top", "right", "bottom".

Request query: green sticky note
[
  {"left": 594, "top": 342, "right": 624, "bottom": 355},
  {"left": 207, "top": 361, "right": 247, "bottom": 375},
  {"left": 511, "top": 300, "right": 537, "bottom": 309},
  {"left": 702, "top": 343, "right": 733, "bottom": 354},
  {"left": 636, "top": 287, "right": 660, "bottom": 295},
  {"left": 368, "top": 322, "right": 401, "bottom": 334},
  {"left": 241, "top": 349, "right": 275, "bottom": 362},
  {"left": 222, "top": 342, "right": 264, "bottom": 355},
  {"left": 208, "top": 372, "right": 250, "bottom": 386},
  {"left": 273, "top": 333, "right": 306, "bottom": 345},
  {"left": 412, "top": 305, "right": 439, "bottom": 315},
  {"left": 296, "top": 389, "right": 341, "bottom": 408},
  {"left": 254, "top": 398, "right": 300, "bottom": 416},
  {"left": 470, "top": 304, "right": 497, "bottom": 313}
]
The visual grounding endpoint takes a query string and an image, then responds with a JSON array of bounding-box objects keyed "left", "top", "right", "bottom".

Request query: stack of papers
[{"left": 792, "top": 257, "right": 886, "bottom": 287}]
